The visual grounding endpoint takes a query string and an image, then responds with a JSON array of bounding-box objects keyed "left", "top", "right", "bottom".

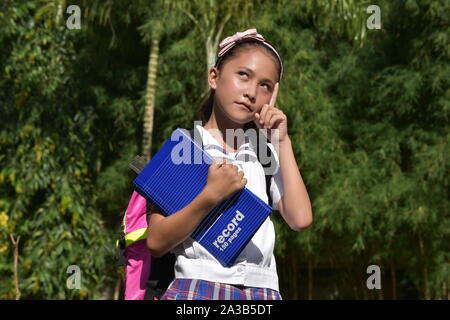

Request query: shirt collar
[{"left": 195, "top": 124, "right": 257, "bottom": 161}]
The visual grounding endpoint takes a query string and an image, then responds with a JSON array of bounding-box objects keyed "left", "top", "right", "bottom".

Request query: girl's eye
[{"left": 238, "top": 71, "right": 271, "bottom": 90}]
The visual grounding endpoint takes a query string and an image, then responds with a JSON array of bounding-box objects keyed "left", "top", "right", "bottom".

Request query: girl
[{"left": 147, "top": 28, "right": 313, "bottom": 300}]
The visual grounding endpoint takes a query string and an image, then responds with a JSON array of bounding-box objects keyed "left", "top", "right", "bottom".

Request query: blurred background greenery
[{"left": 0, "top": 0, "right": 448, "bottom": 299}]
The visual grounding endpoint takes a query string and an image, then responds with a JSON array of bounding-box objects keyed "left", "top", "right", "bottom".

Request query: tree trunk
[
  {"left": 360, "top": 256, "right": 368, "bottom": 300},
  {"left": 205, "top": 34, "right": 216, "bottom": 76},
  {"left": 378, "top": 264, "right": 384, "bottom": 300},
  {"left": 362, "top": 279, "right": 368, "bottom": 300},
  {"left": 308, "top": 260, "right": 313, "bottom": 300},
  {"left": 391, "top": 261, "right": 397, "bottom": 300},
  {"left": 142, "top": 38, "right": 160, "bottom": 162},
  {"left": 418, "top": 232, "right": 431, "bottom": 300},
  {"left": 446, "top": 281, "right": 450, "bottom": 300},
  {"left": 330, "top": 258, "right": 339, "bottom": 299},
  {"left": 292, "top": 252, "right": 299, "bottom": 299},
  {"left": 203, "top": 15, "right": 230, "bottom": 93},
  {"left": 204, "top": 32, "right": 219, "bottom": 95},
  {"left": 356, "top": 266, "right": 363, "bottom": 300},
  {"left": 10, "top": 234, "right": 21, "bottom": 300},
  {"left": 114, "top": 277, "right": 121, "bottom": 300},
  {"left": 56, "top": 0, "right": 66, "bottom": 25}
]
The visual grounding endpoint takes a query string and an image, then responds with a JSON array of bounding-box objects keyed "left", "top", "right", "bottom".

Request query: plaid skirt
[{"left": 159, "top": 278, "right": 282, "bottom": 300}]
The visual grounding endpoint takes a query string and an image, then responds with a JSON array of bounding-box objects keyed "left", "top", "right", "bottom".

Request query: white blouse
[{"left": 171, "top": 124, "right": 285, "bottom": 292}]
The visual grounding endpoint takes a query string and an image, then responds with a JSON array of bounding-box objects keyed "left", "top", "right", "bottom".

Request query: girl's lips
[{"left": 235, "top": 102, "right": 252, "bottom": 112}]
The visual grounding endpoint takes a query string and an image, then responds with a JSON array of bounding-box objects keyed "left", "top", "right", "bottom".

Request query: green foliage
[{"left": 0, "top": 1, "right": 115, "bottom": 299}]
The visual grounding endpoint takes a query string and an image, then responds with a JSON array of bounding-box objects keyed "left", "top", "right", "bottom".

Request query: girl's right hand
[{"left": 203, "top": 159, "right": 247, "bottom": 204}]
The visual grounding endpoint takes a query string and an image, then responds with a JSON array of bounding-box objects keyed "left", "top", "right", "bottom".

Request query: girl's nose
[{"left": 244, "top": 86, "right": 257, "bottom": 103}]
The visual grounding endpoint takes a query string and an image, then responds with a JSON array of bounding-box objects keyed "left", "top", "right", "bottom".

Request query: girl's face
[{"left": 208, "top": 48, "right": 279, "bottom": 126}]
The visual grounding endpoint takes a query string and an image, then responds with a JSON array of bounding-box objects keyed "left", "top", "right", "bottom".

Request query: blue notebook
[{"left": 133, "top": 128, "right": 272, "bottom": 267}]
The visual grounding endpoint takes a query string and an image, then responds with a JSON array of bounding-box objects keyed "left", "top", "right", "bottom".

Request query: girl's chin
[
  {"left": 227, "top": 113, "right": 254, "bottom": 125},
  {"left": 219, "top": 105, "right": 254, "bottom": 125}
]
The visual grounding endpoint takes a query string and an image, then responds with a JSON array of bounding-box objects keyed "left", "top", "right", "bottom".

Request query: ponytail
[{"left": 197, "top": 90, "right": 215, "bottom": 126}]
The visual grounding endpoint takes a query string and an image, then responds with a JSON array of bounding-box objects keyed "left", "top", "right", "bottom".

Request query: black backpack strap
[
  {"left": 255, "top": 133, "right": 274, "bottom": 209},
  {"left": 145, "top": 201, "right": 176, "bottom": 299},
  {"left": 145, "top": 196, "right": 176, "bottom": 300},
  {"left": 145, "top": 251, "right": 176, "bottom": 300},
  {"left": 116, "top": 229, "right": 126, "bottom": 267},
  {"left": 187, "top": 126, "right": 203, "bottom": 148}
]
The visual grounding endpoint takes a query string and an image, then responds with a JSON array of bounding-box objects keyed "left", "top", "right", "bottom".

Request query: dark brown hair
[{"left": 197, "top": 40, "right": 282, "bottom": 131}]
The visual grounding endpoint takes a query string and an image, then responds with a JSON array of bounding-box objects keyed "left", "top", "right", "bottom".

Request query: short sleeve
[
  {"left": 270, "top": 168, "right": 284, "bottom": 210},
  {"left": 267, "top": 142, "right": 284, "bottom": 211}
]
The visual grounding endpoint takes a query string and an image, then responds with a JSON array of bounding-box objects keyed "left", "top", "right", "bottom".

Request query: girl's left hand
[{"left": 254, "top": 82, "right": 288, "bottom": 143}]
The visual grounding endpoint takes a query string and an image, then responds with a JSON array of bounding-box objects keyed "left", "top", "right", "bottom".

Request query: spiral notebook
[{"left": 132, "top": 128, "right": 272, "bottom": 267}]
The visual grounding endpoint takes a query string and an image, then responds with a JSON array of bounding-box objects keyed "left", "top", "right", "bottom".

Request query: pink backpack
[
  {"left": 118, "top": 188, "right": 176, "bottom": 300},
  {"left": 118, "top": 190, "right": 151, "bottom": 300}
]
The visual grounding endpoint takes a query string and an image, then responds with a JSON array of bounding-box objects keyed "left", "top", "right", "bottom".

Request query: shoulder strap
[
  {"left": 188, "top": 127, "right": 203, "bottom": 148},
  {"left": 256, "top": 136, "right": 273, "bottom": 209},
  {"left": 145, "top": 252, "right": 176, "bottom": 300}
]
